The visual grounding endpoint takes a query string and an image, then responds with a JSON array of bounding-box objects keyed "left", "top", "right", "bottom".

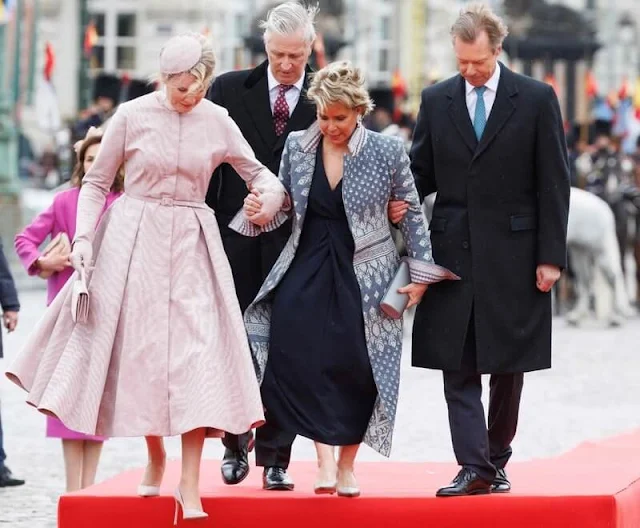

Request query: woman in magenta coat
[{"left": 14, "top": 130, "right": 122, "bottom": 492}]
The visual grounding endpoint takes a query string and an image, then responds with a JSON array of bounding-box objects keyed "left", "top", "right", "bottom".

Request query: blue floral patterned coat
[{"left": 231, "top": 122, "right": 454, "bottom": 456}]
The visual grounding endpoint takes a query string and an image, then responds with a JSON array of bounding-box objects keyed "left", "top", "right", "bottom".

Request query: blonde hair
[
  {"left": 260, "top": 2, "right": 319, "bottom": 45},
  {"left": 307, "top": 61, "right": 374, "bottom": 116},
  {"left": 450, "top": 3, "right": 509, "bottom": 51},
  {"left": 158, "top": 33, "right": 216, "bottom": 94}
]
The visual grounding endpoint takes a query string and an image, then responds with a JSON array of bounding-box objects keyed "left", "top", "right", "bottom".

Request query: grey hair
[
  {"left": 157, "top": 32, "right": 216, "bottom": 94},
  {"left": 307, "top": 61, "right": 375, "bottom": 116},
  {"left": 450, "top": 2, "right": 509, "bottom": 51},
  {"left": 260, "top": 2, "right": 319, "bottom": 45}
]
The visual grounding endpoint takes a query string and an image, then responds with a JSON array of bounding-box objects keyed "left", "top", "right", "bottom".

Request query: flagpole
[
  {"left": 0, "top": 17, "right": 19, "bottom": 196},
  {"left": 26, "top": 0, "right": 39, "bottom": 106},
  {"left": 78, "top": 0, "right": 90, "bottom": 111}
]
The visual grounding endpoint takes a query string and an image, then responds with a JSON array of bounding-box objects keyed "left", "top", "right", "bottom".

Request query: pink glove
[{"left": 69, "top": 239, "right": 93, "bottom": 273}]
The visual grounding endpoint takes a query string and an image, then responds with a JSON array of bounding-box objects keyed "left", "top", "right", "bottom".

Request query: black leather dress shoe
[
  {"left": 491, "top": 468, "right": 511, "bottom": 493},
  {"left": 436, "top": 467, "right": 492, "bottom": 497},
  {"left": 220, "top": 431, "right": 255, "bottom": 485},
  {"left": 262, "top": 467, "right": 295, "bottom": 491},
  {"left": 221, "top": 446, "right": 250, "bottom": 485},
  {"left": 0, "top": 466, "right": 25, "bottom": 487}
]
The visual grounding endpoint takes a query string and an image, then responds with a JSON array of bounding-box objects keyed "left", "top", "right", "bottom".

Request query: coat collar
[
  {"left": 243, "top": 61, "right": 316, "bottom": 153},
  {"left": 447, "top": 62, "right": 518, "bottom": 158},
  {"left": 297, "top": 121, "right": 368, "bottom": 156}
]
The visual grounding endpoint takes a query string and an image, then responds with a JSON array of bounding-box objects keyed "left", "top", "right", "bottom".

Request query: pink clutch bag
[
  {"left": 38, "top": 232, "right": 71, "bottom": 279},
  {"left": 71, "top": 268, "right": 90, "bottom": 323}
]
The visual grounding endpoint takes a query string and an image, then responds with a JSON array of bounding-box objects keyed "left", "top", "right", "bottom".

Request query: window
[
  {"left": 94, "top": 13, "right": 105, "bottom": 37},
  {"left": 379, "top": 49, "right": 389, "bottom": 72},
  {"left": 381, "top": 16, "right": 391, "bottom": 41},
  {"left": 88, "top": 8, "right": 137, "bottom": 74},
  {"left": 235, "top": 14, "right": 246, "bottom": 36},
  {"left": 117, "top": 46, "right": 136, "bottom": 70},
  {"left": 117, "top": 14, "right": 136, "bottom": 37},
  {"left": 91, "top": 46, "right": 105, "bottom": 70}
]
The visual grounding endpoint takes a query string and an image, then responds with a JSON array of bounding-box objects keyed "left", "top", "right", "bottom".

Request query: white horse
[{"left": 565, "top": 187, "right": 633, "bottom": 326}]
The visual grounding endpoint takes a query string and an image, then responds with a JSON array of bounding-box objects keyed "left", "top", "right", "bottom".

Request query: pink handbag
[
  {"left": 71, "top": 267, "right": 90, "bottom": 323},
  {"left": 38, "top": 232, "right": 71, "bottom": 279}
]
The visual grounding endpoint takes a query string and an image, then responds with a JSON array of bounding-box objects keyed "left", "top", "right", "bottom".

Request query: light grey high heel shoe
[
  {"left": 336, "top": 470, "right": 361, "bottom": 498},
  {"left": 173, "top": 488, "right": 208, "bottom": 525}
]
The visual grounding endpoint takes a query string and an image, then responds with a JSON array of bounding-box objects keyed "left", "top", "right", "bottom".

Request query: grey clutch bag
[{"left": 380, "top": 260, "right": 411, "bottom": 319}]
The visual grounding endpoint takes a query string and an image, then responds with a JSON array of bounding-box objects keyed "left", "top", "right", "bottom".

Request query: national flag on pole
[
  {"left": 391, "top": 70, "right": 407, "bottom": 99},
  {"left": 619, "top": 77, "right": 631, "bottom": 100},
  {"left": 44, "top": 42, "right": 55, "bottom": 81},
  {"left": 585, "top": 70, "right": 598, "bottom": 98},
  {"left": 633, "top": 77, "right": 640, "bottom": 121},
  {"left": 84, "top": 20, "right": 98, "bottom": 57}
]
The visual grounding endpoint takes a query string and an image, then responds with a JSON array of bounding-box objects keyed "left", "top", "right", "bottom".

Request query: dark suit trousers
[
  {"left": 442, "top": 308, "right": 524, "bottom": 482},
  {"left": 218, "top": 216, "right": 296, "bottom": 468}
]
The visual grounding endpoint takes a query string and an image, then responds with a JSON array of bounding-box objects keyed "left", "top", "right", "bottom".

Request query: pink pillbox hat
[{"left": 159, "top": 34, "right": 202, "bottom": 75}]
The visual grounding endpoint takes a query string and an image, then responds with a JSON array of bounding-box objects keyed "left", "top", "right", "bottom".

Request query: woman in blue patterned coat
[{"left": 232, "top": 62, "right": 458, "bottom": 497}]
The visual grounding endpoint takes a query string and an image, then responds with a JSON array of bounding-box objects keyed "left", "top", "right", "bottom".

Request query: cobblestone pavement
[{"left": 1, "top": 288, "right": 639, "bottom": 527}]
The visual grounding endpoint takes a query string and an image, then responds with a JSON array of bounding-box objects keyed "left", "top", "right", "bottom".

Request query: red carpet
[{"left": 59, "top": 429, "right": 640, "bottom": 528}]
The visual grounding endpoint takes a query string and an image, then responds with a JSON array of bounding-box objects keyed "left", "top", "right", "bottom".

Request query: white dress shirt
[
  {"left": 465, "top": 62, "right": 501, "bottom": 123},
  {"left": 267, "top": 66, "right": 305, "bottom": 117}
]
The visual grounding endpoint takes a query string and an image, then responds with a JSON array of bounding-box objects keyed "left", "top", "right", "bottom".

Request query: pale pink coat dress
[
  {"left": 6, "top": 91, "right": 282, "bottom": 438},
  {"left": 15, "top": 186, "right": 121, "bottom": 441}
]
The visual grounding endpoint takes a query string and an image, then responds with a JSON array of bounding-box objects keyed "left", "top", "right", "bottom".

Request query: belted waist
[{"left": 125, "top": 193, "right": 211, "bottom": 210}]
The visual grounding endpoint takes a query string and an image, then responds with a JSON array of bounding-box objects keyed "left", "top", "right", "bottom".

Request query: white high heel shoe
[
  {"left": 173, "top": 488, "right": 208, "bottom": 525},
  {"left": 337, "top": 470, "right": 361, "bottom": 498},
  {"left": 314, "top": 467, "right": 338, "bottom": 494},
  {"left": 138, "top": 460, "right": 165, "bottom": 497},
  {"left": 314, "top": 479, "right": 337, "bottom": 494},
  {"left": 137, "top": 484, "right": 160, "bottom": 497}
]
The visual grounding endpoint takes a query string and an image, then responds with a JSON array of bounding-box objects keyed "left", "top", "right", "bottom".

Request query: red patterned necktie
[{"left": 273, "top": 84, "right": 293, "bottom": 136}]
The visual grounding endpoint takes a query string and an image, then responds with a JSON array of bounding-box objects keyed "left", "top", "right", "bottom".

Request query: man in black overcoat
[
  {"left": 205, "top": 2, "right": 318, "bottom": 491},
  {"left": 410, "top": 3, "right": 570, "bottom": 496}
]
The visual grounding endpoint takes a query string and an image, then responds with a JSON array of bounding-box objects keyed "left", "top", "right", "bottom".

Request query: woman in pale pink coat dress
[
  {"left": 6, "top": 33, "right": 282, "bottom": 521},
  {"left": 14, "top": 132, "right": 120, "bottom": 492}
]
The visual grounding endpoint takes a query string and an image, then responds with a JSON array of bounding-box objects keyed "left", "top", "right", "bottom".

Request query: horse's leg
[{"left": 566, "top": 246, "right": 592, "bottom": 326}]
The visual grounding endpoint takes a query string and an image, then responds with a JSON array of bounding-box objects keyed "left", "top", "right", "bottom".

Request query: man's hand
[
  {"left": 388, "top": 200, "right": 409, "bottom": 224},
  {"left": 3, "top": 311, "right": 18, "bottom": 332},
  {"left": 536, "top": 264, "right": 561, "bottom": 293}
]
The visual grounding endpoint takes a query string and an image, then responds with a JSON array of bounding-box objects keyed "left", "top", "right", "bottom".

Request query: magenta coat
[
  {"left": 14, "top": 186, "right": 120, "bottom": 441},
  {"left": 15, "top": 187, "right": 121, "bottom": 306}
]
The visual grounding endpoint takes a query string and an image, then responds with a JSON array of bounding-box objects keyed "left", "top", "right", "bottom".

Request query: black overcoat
[
  {"left": 205, "top": 61, "right": 316, "bottom": 310},
  {"left": 410, "top": 64, "right": 570, "bottom": 374}
]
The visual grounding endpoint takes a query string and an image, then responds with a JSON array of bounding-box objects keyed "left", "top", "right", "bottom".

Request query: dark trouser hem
[{"left": 255, "top": 419, "right": 296, "bottom": 469}]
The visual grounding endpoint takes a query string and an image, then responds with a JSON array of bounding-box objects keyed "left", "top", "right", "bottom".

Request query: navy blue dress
[{"left": 262, "top": 146, "right": 377, "bottom": 445}]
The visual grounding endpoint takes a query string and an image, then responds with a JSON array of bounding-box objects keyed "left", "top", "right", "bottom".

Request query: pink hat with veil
[{"left": 159, "top": 34, "right": 202, "bottom": 75}]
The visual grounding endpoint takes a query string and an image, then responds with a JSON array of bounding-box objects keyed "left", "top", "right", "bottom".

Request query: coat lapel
[
  {"left": 242, "top": 62, "right": 277, "bottom": 151},
  {"left": 273, "top": 66, "right": 316, "bottom": 153},
  {"left": 473, "top": 64, "right": 518, "bottom": 162},
  {"left": 447, "top": 75, "right": 478, "bottom": 154},
  {"left": 291, "top": 148, "right": 317, "bottom": 238}
]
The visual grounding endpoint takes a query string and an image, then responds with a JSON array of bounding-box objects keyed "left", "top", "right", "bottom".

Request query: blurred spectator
[
  {"left": 0, "top": 237, "right": 24, "bottom": 488},
  {"left": 72, "top": 73, "right": 121, "bottom": 142}
]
